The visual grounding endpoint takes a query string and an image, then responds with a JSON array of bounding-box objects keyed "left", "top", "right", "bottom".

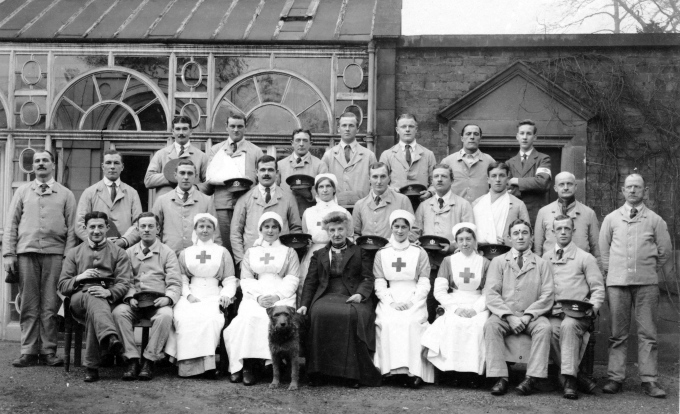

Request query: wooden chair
[{"left": 63, "top": 297, "right": 152, "bottom": 372}]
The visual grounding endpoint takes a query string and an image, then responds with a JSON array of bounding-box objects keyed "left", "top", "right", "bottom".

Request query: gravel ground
[{"left": 0, "top": 340, "right": 677, "bottom": 414}]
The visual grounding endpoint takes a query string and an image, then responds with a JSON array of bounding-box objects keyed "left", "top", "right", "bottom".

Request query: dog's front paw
[
  {"left": 269, "top": 381, "right": 280, "bottom": 389},
  {"left": 288, "top": 383, "right": 299, "bottom": 391}
]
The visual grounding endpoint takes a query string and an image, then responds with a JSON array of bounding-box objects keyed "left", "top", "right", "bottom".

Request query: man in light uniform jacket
[{"left": 599, "top": 174, "right": 672, "bottom": 398}]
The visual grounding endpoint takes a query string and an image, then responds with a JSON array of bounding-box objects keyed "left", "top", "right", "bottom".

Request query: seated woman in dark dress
[{"left": 297, "top": 211, "right": 381, "bottom": 388}]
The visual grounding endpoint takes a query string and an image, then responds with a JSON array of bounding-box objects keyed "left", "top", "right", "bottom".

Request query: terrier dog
[{"left": 267, "top": 305, "right": 303, "bottom": 390}]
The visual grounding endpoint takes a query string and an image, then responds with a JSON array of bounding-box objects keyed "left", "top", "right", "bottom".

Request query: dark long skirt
[{"left": 307, "top": 288, "right": 381, "bottom": 386}]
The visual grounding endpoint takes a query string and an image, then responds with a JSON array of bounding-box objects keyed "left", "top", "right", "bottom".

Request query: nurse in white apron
[
  {"left": 165, "top": 213, "right": 237, "bottom": 378},
  {"left": 299, "top": 173, "right": 352, "bottom": 304},
  {"left": 421, "top": 222, "right": 490, "bottom": 383},
  {"left": 224, "top": 212, "right": 300, "bottom": 386},
  {"left": 373, "top": 209, "right": 434, "bottom": 388}
]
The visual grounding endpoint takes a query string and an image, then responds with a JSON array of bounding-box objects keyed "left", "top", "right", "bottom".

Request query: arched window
[
  {"left": 51, "top": 68, "right": 170, "bottom": 131},
  {"left": 212, "top": 70, "right": 333, "bottom": 134}
]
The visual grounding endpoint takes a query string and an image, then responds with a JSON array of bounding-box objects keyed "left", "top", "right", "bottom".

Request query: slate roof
[{"left": 0, "top": 0, "right": 400, "bottom": 43}]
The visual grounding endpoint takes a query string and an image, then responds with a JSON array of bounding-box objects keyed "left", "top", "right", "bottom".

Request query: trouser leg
[
  {"left": 39, "top": 254, "right": 62, "bottom": 355},
  {"left": 557, "top": 316, "right": 590, "bottom": 377},
  {"left": 143, "top": 306, "right": 173, "bottom": 361},
  {"left": 633, "top": 285, "right": 659, "bottom": 383},
  {"left": 112, "top": 303, "right": 140, "bottom": 360},
  {"left": 17, "top": 254, "right": 40, "bottom": 355},
  {"left": 607, "top": 286, "right": 631, "bottom": 382},
  {"left": 216, "top": 209, "right": 233, "bottom": 254},
  {"left": 524, "top": 316, "right": 551, "bottom": 378},
  {"left": 71, "top": 291, "right": 118, "bottom": 369},
  {"left": 549, "top": 316, "right": 563, "bottom": 370},
  {"left": 484, "top": 315, "right": 513, "bottom": 377}
]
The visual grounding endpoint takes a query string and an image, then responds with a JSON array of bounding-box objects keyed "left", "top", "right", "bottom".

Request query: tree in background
[{"left": 541, "top": 0, "right": 679, "bottom": 33}]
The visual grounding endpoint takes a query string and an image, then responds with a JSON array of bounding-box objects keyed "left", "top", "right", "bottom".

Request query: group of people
[{"left": 2, "top": 111, "right": 672, "bottom": 401}]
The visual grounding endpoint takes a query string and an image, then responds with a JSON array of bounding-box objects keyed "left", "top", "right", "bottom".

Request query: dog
[{"left": 267, "top": 305, "right": 304, "bottom": 390}]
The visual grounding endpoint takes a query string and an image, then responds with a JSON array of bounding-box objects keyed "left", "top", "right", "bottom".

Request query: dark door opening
[
  {"left": 120, "top": 153, "right": 152, "bottom": 210},
  {"left": 480, "top": 145, "right": 561, "bottom": 204}
]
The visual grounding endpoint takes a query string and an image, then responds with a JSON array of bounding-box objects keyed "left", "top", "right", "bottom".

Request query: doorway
[{"left": 120, "top": 153, "right": 152, "bottom": 210}]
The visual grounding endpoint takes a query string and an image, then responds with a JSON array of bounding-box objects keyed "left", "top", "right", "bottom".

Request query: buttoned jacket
[
  {"left": 144, "top": 143, "right": 208, "bottom": 197},
  {"left": 534, "top": 199, "right": 600, "bottom": 260},
  {"left": 152, "top": 188, "right": 221, "bottom": 255},
  {"left": 599, "top": 205, "right": 672, "bottom": 286},
  {"left": 3, "top": 181, "right": 77, "bottom": 256},
  {"left": 229, "top": 186, "right": 302, "bottom": 264},
  {"left": 277, "top": 152, "right": 328, "bottom": 193},
  {"left": 76, "top": 180, "right": 143, "bottom": 245},
  {"left": 414, "top": 191, "right": 474, "bottom": 244},
  {"left": 440, "top": 150, "right": 495, "bottom": 203},
  {"left": 542, "top": 242, "right": 604, "bottom": 314},
  {"left": 484, "top": 251, "right": 554, "bottom": 321},
  {"left": 205, "top": 139, "right": 263, "bottom": 210},
  {"left": 352, "top": 188, "right": 416, "bottom": 239},
  {"left": 321, "top": 142, "right": 377, "bottom": 207},
  {"left": 379, "top": 143, "right": 436, "bottom": 189},
  {"left": 125, "top": 240, "right": 182, "bottom": 306},
  {"left": 506, "top": 150, "right": 551, "bottom": 221}
]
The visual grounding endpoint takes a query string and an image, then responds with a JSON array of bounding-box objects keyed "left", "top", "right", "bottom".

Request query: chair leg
[
  {"left": 141, "top": 327, "right": 150, "bottom": 363},
  {"left": 219, "top": 305, "right": 230, "bottom": 375},
  {"left": 74, "top": 325, "right": 83, "bottom": 368},
  {"left": 64, "top": 310, "right": 73, "bottom": 373}
]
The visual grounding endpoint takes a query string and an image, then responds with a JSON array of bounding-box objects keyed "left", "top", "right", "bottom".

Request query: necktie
[
  {"left": 178, "top": 145, "right": 185, "bottom": 157},
  {"left": 557, "top": 249, "right": 563, "bottom": 260},
  {"left": 182, "top": 191, "right": 188, "bottom": 203},
  {"left": 375, "top": 195, "right": 381, "bottom": 205},
  {"left": 405, "top": 144, "right": 412, "bottom": 165},
  {"left": 630, "top": 207, "right": 638, "bottom": 219},
  {"left": 230, "top": 142, "right": 236, "bottom": 154},
  {"left": 344, "top": 145, "right": 351, "bottom": 163},
  {"left": 39, "top": 183, "right": 48, "bottom": 193},
  {"left": 559, "top": 199, "right": 568, "bottom": 215},
  {"left": 142, "top": 247, "right": 150, "bottom": 256},
  {"left": 521, "top": 154, "right": 527, "bottom": 167},
  {"left": 517, "top": 254, "right": 524, "bottom": 270},
  {"left": 265, "top": 187, "right": 271, "bottom": 204},
  {"left": 438, "top": 197, "right": 444, "bottom": 209},
  {"left": 110, "top": 183, "right": 117, "bottom": 202},
  {"left": 296, "top": 157, "right": 302, "bottom": 164}
]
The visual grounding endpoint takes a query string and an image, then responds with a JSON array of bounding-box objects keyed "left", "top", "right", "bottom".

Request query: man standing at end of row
[
  {"left": 4, "top": 150, "right": 76, "bottom": 368},
  {"left": 322, "top": 112, "right": 377, "bottom": 208},
  {"left": 379, "top": 114, "right": 436, "bottom": 198},
  {"left": 599, "top": 173, "right": 671, "bottom": 398},
  {"left": 507, "top": 119, "right": 552, "bottom": 224}
]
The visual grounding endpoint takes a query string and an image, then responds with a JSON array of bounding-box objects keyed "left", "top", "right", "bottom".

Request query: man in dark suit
[{"left": 506, "top": 119, "right": 552, "bottom": 224}]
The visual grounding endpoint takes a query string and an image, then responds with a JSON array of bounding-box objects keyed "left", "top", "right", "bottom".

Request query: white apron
[
  {"left": 422, "top": 252, "right": 489, "bottom": 374},
  {"left": 374, "top": 245, "right": 434, "bottom": 382},
  {"left": 165, "top": 243, "right": 225, "bottom": 364},
  {"left": 298, "top": 202, "right": 352, "bottom": 304},
  {"left": 206, "top": 148, "right": 246, "bottom": 185},
  {"left": 224, "top": 244, "right": 295, "bottom": 373}
]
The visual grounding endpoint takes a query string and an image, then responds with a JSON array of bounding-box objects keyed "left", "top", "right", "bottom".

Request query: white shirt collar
[
  {"left": 103, "top": 177, "right": 121, "bottom": 187},
  {"left": 259, "top": 183, "right": 276, "bottom": 198},
  {"left": 174, "top": 141, "right": 190, "bottom": 155},
  {"left": 292, "top": 152, "right": 310, "bottom": 163},
  {"left": 511, "top": 248, "right": 531, "bottom": 259},
  {"left": 435, "top": 189, "right": 452, "bottom": 203},
  {"left": 340, "top": 140, "right": 358, "bottom": 151},
  {"left": 520, "top": 148, "right": 534, "bottom": 158},
  {"left": 34, "top": 178, "right": 55, "bottom": 187},
  {"left": 175, "top": 186, "right": 192, "bottom": 198},
  {"left": 459, "top": 148, "right": 480, "bottom": 159},
  {"left": 623, "top": 202, "right": 645, "bottom": 215},
  {"left": 398, "top": 140, "right": 417, "bottom": 152}
]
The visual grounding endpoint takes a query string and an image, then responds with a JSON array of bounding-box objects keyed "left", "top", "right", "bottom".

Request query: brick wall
[{"left": 395, "top": 41, "right": 680, "bottom": 241}]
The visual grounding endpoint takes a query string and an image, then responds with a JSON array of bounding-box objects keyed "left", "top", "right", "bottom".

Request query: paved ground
[{"left": 0, "top": 340, "right": 677, "bottom": 414}]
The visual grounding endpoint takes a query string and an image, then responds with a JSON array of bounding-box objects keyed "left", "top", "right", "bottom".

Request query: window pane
[
  {"left": 0, "top": 54, "right": 9, "bottom": 95},
  {"left": 299, "top": 101, "right": 330, "bottom": 133},
  {"left": 256, "top": 73, "right": 288, "bottom": 104},
  {"left": 124, "top": 102, "right": 166, "bottom": 131},
  {"left": 283, "top": 78, "right": 319, "bottom": 115},
  {"left": 53, "top": 55, "right": 108, "bottom": 96},
  {"left": 214, "top": 56, "right": 270, "bottom": 95},
  {"left": 0, "top": 104, "right": 7, "bottom": 129},
  {"left": 54, "top": 97, "right": 82, "bottom": 130},
  {"left": 15, "top": 55, "right": 48, "bottom": 91},
  {"left": 246, "top": 105, "right": 298, "bottom": 134},
  {"left": 274, "top": 57, "right": 331, "bottom": 99},
  {"left": 176, "top": 57, "right": 208, "bottom": 93},
  {"left": 229, "top": 78, "right": 259, "bottom": 114},
  {"left": 14, "top": 96, "right": 46, "bottom": 129},
  {"left": 81, "top": 103, "right": 129, "bottom": 130},
  {"left": 114, "top": 56, "right": 169, "bottom": 95}
]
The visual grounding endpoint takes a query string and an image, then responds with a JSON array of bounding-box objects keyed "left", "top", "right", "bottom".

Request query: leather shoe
[
  {"left": 641, "top": 382, "right": 666, "bottom": 398},
  {"left": 490, "top": 378, "right": 509, "bottom": 396},
  {"left": 577, "top": 373, "right": 597, "bottom": 394},
  {"left": 229, "top": 371, "right": 243, "bottom": 383},
  {"left": 12, "top": 354, "right": 39, "bottom": 367},
  {"left": 107, "top": 336, "right": 124, "bottom": 356},
  {"left": 84, "top": 368, "right": 99, "bottom": 382},
  {"left": 40, "top": 354, "right": 64, "bottom": 367},
  {"left": 122, "top": 359, "right": 139, "bottom": 381},
  {"left": 563, "top": 376, "right": 578, "bottom": 400},
  {"left": 516, "top": 377, "right": 538, "bottom": 396},
  {"left": 138, "top": 360, "right": 154, "bottom": 381},
  {"left": 347, "top": 379, "right": 360, "bottom": 389},
  {"left": 242, "top": 362, "right": 258, "bottom": 386},
  {"left": 409, "top": 376, "right": 424, "bottom": 389},
  {"left": 602, "top": 379, "right": 622, "bottom": 394}
]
